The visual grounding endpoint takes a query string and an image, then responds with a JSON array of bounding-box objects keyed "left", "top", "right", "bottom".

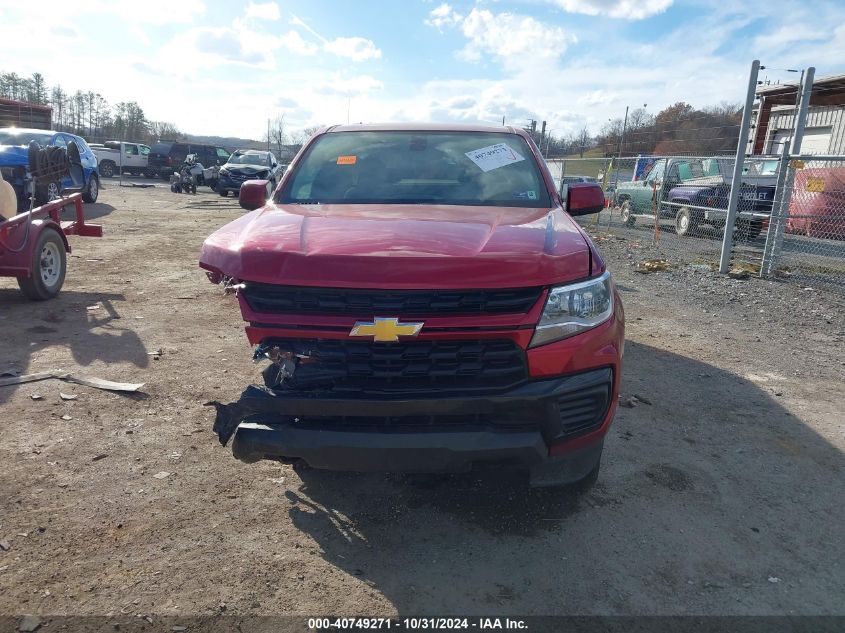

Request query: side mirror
[
  {"left": 239, "top": 179, "right": 270, "bottom": 211},
  {"left": 566, "top": 183, "right": 605, "bottom": 216}
]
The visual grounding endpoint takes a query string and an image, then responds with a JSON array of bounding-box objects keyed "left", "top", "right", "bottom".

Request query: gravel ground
[{"left": 0, "top": 184, "right": 843, "bottom": 621}]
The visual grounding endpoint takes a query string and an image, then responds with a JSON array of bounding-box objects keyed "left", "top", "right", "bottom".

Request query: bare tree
[
  {"left": 267, "top": 114, "right": 286, "bottom": 157},
  {"left": 149, "top": 121, "right": 183, "bottom": 141},
  {"left": 290, "top": 125, "right": 323, "bottom": 146},
  {"left": 577, "top": 127, "right": 591, "bottom": 157}
]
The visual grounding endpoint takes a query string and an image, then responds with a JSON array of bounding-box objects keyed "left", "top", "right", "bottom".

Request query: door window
[{"left": 646, "top": 160, "right": 665, "bottom": 184}]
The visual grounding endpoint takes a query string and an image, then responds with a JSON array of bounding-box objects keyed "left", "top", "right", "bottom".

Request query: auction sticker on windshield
[{"left": 465, "top": 143, "right": 525, "bottom": 172}]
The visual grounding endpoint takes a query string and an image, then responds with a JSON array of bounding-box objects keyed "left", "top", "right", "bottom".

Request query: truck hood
[
  {"left": 224, "top": 164, "right": 268, "bottom": 174},
  {"left": 0, "top": 145, "right": 28, "bottom": 167},
  {"left": 200, "top": 203, "right": 592, "bottom": 289}
]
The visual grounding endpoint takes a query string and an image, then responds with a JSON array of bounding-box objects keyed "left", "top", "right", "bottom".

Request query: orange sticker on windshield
[{"left": 337, "top": 155, "right": 357, "bottom": 165}]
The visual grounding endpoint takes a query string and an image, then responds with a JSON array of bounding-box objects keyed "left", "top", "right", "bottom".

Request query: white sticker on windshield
[{"left": 465, "top": 143, "right": 525, "bottom": 172}]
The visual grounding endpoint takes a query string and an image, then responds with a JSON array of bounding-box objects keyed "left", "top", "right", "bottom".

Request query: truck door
[
  {"left": 634, "top": 159, "right": 666, "bottom": 210},
  {"left": 124, "top": 143, "right": 140, "bottom": 169}
]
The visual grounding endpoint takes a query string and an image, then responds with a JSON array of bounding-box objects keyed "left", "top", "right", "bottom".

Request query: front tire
[
  {"left": 82, "top": 174, "right": 99, "bottom": 203},
  {"left": 675, "top": 206, "right": 699, "bottom": 237},
  {"left": 620, "top": 200, "right": 636, "bottom": 226},
  {"left": 219, "top": 189, "right": 229, "bottom": 197},
  {"left": 17, "top": 229, "right": 66, "bottom": 300}
]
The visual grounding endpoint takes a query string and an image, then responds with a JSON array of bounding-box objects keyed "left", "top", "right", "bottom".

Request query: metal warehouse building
[{"left": 750, "top": 73, "right": 845, "bottom": 155}]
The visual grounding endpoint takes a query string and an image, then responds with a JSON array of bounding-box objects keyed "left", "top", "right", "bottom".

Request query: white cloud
[
  {"left": 323, "top": 37, "right": 382, "bottom": 62},
  {"left": 317, "top": 74, "right": 384, "bottom": 96},
  {"left": 425, "top": 3, "right": 462, "bottom": 31},
  {"left": 446, "top": 8, "right": 576, "bottom": 64},
  {"left": 196, "top": 29, "right": 267, "bottom": 64},
  {"left": 129, "top": 26, "right": 151, "bottom": 46},
  {"left": 552, "top": 0, "right": 673, "bottom": 20},
  {"left": 753, "top": 26, "right": 828, "bottom": 53},
  {"left": 49, "top": 25, "right": 79, "bottom": 39},
  {"left": 245, "top": 1, "right": 280, "bottom": 21},
  {"left": 279, "top": 30, "right": 319, "bottom": 55}
]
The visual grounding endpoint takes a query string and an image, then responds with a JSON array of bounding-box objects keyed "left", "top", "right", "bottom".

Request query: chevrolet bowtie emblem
[{"left": 350, "top": 317, "right": 424, "bottom": 342}]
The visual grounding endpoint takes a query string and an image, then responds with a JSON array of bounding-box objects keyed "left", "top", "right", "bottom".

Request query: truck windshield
[
  {"left": 279, "top": 131, "right": 551, "bottom": 207},
  {"left": 0, "top": 131, "right": 54, "bottom": 146},
  {"left": 744, "top": 160, "right": 779, "bottom": 176},
  {"left": 229, "top": 153, "right": 268, "bottom": 165}
]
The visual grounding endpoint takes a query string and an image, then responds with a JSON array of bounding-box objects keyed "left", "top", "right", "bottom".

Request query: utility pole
[{"left": 267, "top": 119, "right": 270, "bottom": 152}]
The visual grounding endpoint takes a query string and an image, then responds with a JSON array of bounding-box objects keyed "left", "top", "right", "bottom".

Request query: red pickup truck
[{"left": 200, "top": 123, "right": 624, "bottom": 490}]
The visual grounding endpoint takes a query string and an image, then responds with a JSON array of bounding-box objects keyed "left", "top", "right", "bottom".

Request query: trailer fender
[{"left": 32, "top": 219, "right": 72, "bottom": 254}]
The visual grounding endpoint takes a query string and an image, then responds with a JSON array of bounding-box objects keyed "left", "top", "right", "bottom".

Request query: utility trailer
[
  {"left": 0, "top": 193, "right": 101, "bottom": 299},
  {"left": 1, "top": 139, "right": 103, "bottom": 300}
]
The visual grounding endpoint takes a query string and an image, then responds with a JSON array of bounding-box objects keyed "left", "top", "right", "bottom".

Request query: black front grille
[
  {"left": 271, "top": 338, "right": 527, "bottom": 394},
  {"left": 556, "top": 383, "right": 611, "bottom": 438},
  {"left": 242, "top": 284, "right": 543, "bottom": 316}
]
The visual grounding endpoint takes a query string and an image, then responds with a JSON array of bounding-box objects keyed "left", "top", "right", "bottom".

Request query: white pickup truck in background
[{"left": 90, "top": 141, "right": 152, "bottom": 178}]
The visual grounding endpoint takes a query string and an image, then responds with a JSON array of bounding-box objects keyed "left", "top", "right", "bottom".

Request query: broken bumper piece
[{"left": 206, "top": 368, "right": 611, "bottom": 483}]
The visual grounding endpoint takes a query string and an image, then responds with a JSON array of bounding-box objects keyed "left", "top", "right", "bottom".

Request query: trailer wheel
[
  {"left": 17, "top": 229, "right": 66, "bottom": 300},
  {"left": 99, "top": 161, "right": 115, "bottom": 178},
  {"left": 620, "top": 200, "right": 636, "bottom": 226}
]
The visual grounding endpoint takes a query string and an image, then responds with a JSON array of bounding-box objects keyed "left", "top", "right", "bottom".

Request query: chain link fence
[
  {"left": 551, "top": 155, "right": 845, "bottom": 292},
  {"left": 553, "top": 156, "right": 767, "bottom": 269}
]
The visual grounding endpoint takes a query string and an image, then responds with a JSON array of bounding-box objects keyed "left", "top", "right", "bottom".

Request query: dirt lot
[{"left": 1, "top": 183, "right": 843, "bottom": 619}]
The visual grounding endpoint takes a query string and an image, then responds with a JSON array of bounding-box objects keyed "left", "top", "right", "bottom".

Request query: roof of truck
[{"left": 326, "top": 123, "right": 523, "bottom": 134}]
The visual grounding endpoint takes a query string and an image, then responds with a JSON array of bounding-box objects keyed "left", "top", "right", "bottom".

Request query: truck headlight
[
  {"left": 219, "top": 168, "right": 229, "bottom": 176},
  {"left": 530, "top": 271, "right": 614, "bottom": 348}
]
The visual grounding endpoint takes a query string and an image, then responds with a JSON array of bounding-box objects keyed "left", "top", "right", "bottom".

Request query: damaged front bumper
[{"left": 206, "top": 367, "right": 612, "bottom": 483}]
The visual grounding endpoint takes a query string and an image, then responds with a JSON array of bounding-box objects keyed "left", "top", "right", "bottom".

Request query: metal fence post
[
  {"left": 719, "top": 60, "right": 760, "bottom": 274},
  {"left": 558, "top": 159, "right": 567, "bottom": 198},
  {"left": 792, "top": 67, "right": 815, "bottom": 153},
  {"left": 760, "top": 140, "right": 791, "bottom": 277},
  {"left": 759, "top": 68, "right": 815, "bottom": 278}
]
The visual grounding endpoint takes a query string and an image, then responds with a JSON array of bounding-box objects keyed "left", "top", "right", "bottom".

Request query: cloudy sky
[{"left": 1, "top": 0, "right": 844, "bottom": 140}]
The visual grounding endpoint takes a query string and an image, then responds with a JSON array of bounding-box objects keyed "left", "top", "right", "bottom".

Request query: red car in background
[{"left": 787, "top": 167, "right": 845, "bottom": 240}]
